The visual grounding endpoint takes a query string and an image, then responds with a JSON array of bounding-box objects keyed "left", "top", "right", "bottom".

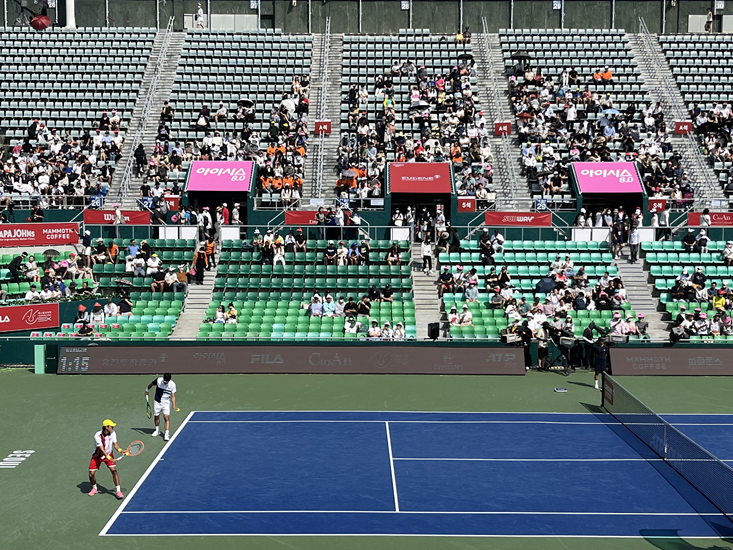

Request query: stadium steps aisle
[
  {"left": 627, "top": 34, "right": 724, "bottom": 210},
  {"left": 113, "top": 31, "right": 187, "bottom": 207},
  {"left": 479, "top": 34, "right": 532, "bottom": 211},
  {"left": 614, "top": 248, "right": 669, "bottom": 340},
  {"left": 412, "top": 242, "right": 443, "bottom": 339},
  {"left": 304, "top": 33, "right": 344, "bottom": 200},
  {"left": 169, "top": 263, "right": 216, "bottom": 340}
]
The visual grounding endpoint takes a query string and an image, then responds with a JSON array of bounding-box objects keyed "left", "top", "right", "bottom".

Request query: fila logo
[{"left": 0, "top": 315, "right": 9, "bottom": 323}]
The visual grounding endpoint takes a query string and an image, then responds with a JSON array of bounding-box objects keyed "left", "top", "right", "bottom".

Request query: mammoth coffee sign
[{"left": 57, "top": 345, "right": 527, "bottom": 375}]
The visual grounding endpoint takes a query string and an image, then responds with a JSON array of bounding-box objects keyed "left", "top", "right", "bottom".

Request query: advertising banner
[
  {"left": 389, "top": 162, "right": 453, "bottom": 193},
  {"left": 688, "top": 212, "right": 733, "bottom": 227},
  {"left": 0, "top": 223, "right": 79, "bottom": 248},
  {"left": 186, "top": 161, "right": 254, "bottom": 192},
  {"left": 284, "top": 211, "right": 318, "bottom": 225},
  {"left": 0, "top": 302, "right": 59, "bottom": 333},
  {"left": 648, "top": 199, "right": 667, "bottom": 213},
  {"left": 83, "top": 210, "right": 150, "bottom": 225},
  {"left": 484, "top": 212, "right": 552, "bottom": 227},
  {"left": 610, "top": 348, "right": 733, "bottom": 375},
  {"left": 572, "top": 162, "right": 643, "bottom": 194},
  {"left": 56, "top": 345, "right": 526, "bottom": 375}
]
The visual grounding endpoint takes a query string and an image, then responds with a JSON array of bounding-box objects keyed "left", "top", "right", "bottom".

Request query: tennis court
[{"left": 101, "top": 409, "right": 733, "bottom": 538}]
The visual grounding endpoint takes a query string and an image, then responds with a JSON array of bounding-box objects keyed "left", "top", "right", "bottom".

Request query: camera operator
[
  {"left": 543, "top": 321, "right": 576, "bottom": 375},
  {"left": 581, "top": 321, "right": 607, "bottom": 370}
]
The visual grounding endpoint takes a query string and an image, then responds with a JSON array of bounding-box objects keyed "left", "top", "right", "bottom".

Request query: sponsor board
[
  {"left": 572, "top": 161, "right": 642, "bottom": 193},
  {"left": 83, "top": 210, "right": 150, "bottom": 225},
  {"left": 284, "top": 211, "right": 318, "bottom": 225},
  {"left": 56, "top": 345, "right": 526, "bottom": 375},
  {"left": 602, "top": 376, "right": 614, "bottom": 406},
  {"left": 388, "top": 162, "right": 453, "bottom": 193},
  {"left": 0, "top": 303, "right": 59, "bottom": 333},
  {"left": 0, "top": 223, "right": 79, "bottom": 247},
  {"left": 688, "top": 212, "right": 733, "bottom": 227},
  {"left": 485, "top": 212, "right": 552, "bottom": 227},
  {"left": 610, "top": 348, "right": 733, "bottom": 375},
  {"left": 186, "top": 161, "right": 254, "bottom": 192}
]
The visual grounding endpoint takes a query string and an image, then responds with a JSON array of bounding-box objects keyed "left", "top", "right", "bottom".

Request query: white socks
[
  {"left": 92, "top": 484, "right": 97, "bottom": 489},
  {"left": 115, "top": 485, "right": 120, "bottom": 492}
]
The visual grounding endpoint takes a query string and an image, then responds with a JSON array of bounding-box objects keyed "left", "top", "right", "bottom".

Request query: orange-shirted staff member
[{"left": 88, "top": 419, "right": 127, "bottom": 499}]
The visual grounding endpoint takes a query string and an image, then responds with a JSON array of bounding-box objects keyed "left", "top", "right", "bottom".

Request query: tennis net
[{"left": 602, "top": 373, "right": 733, "bottom": 516}]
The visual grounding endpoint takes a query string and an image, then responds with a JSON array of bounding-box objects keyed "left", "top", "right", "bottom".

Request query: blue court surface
[{"left": 100, "top": 411, "right": 733, "bottom": 538}]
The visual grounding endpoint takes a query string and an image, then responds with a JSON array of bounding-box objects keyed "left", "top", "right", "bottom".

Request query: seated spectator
[
  {"left": 381, "top": 283, "right": 394, "bottom": 303},
  {"left": 226, "top": 303, "right": 238, "bottom": 324},
  {"left": 323, "top": 241, "right": 337, "bottom": 265},
  {"left": 308, "top": 296, "right": 323, "bottom": 317},
  {"left": 173, "top": 265, "right": 189, "bottom": 294},
  {"left": 90, "top": 302, "right": 105, "bottom": 324},
  {"left": 368, "top": 320, "right": 382, "bottom": 340},
  {"left": 439, "top": 266, "right": 455, "bottom": 297},
  {"left": 393, "top": 321, "right": 405, "bottom": 341},
  {"left": 459, "top": 304, "right": 473, "bottom": 326},
  {"left": 75, "top": 304, "right": 89, "bottom": 323},
  {"left": 336, "top": 241, "right": 349, "bottom": 266},
  {"left": 117, "top": 294, "right": 133, "bottom": 316},
  {"left": 76, "top": 281, "right": 96, "bottom": 297},
  {"left": 357, "top": 296, "right": 372, "bottom": 316},
  {"left": 381, "top": 321, "right": 394, "bottom": 341},
  {"left": 214, "top": 305, "right": 226, "bottom": 324},
  {"left": 344, "top": 315, "right": 361, "bottom": 334},
  {"left": 724, "top": 241, "right": 733, "bottom": 267},
  {"left": 323, "top": 295, "right": 336, "bottom": 317},
  {"left": 386, "top": 243, "right": 401, "bottom": 266},
  {"left": 24, "top": 283, "right": 40, "bottom": 301},
  {"left": 695, "top": 229, "right": 709, "bottom": 253},
  {"left": 164, "top": 267, "right": 178, "bottom": 291},
  {"left": 150, "top": 266, "right": 166, "bottom": 292},
  {"left": 448, "top": 305, "right": 460, "bottom": 325},
  {"left": 347, "top": 243, "right": 362, "bottom": 266},
  {"left": 334, "top": 296, "right": 346, "bottom": 317},
  {"left": 682, "top": 229, "right": 697, "bottom": 252},
  {"left": 294, "top": 228, "right": 307, "bottom": 253},
  {"left": 104, "top": 298, "right": 118, "bottom": 317}
]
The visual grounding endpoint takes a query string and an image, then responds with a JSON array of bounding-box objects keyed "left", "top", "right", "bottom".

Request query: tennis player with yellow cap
[{"left": 88, "top": 419, "right": 127, "bottom": 499}]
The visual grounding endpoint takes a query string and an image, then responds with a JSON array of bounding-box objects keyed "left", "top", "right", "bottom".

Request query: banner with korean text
[
  {"left": 0, "top": 303, "right": 59, "bottom": 333},
  {"left": 0, "top": 223, "right": 79, "bottom": 248},
  {"left": 186, "top": 161, "right": 255, "bottom": 192}
]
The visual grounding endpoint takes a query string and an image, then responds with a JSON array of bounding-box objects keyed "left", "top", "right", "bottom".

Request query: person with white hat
[
  {"left": 381, "top": 321, "right": 394, "bottom": 341},
  {"left": 393, "top": 321, "right": 405, "bottom": 341},
  {"left": 459, "top": 304, "right": 473, "bottom": 326},
  {"left": 231, "top": 203, "right": 242, "bottom": 225}
]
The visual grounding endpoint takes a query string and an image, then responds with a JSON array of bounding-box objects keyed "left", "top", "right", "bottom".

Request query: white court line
[
  {"left": 95, "top": 534, "right": 733, "bottom": 539},
  {"left": 393, "top": 458, "right": 665, "bottom": 462},
  {"left": 385, "top": 422, "right": 400, "bottom": 512},
  {"left": 99, "top": 410, "right": 195, "bottom": 537},
  {"left": 188, "top": 420, "right": 611, "bottom": 425},
  {"left": 190, "top": 410, "right": 612, "bottom": 414},
  {"left": 119, "top": 510, "right": 723, "bottom": 516}
]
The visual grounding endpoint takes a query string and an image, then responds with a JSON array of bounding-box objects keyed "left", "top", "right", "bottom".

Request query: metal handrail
[
  {"left": 481, "top": 17, "right": 506, "bottom": 121},
  {"left": 117, "top": 16, "right": 175, "bottom": 201},
  {"left": 314, "top": 17, "right": 331, "bottom": 199}
]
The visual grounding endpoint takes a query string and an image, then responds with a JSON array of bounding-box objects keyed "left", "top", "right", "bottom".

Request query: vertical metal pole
[
  {"left": 65, "top": 0, "right": 76, "bottom": 28},
  {"left": 510, "top": 0, "right": 514, "bottom": 29},
  {"left": 561, "top": 0, "right": 565, "bottom": 30},
  {"left": 358, "top": 0, "right": 362, "bottom": 33},
  {"left": 612, "top": 0, "right": 615, "bottom": 29},
  {"left": 257, "top": 1, "right": 260, "bottom": 29},
  {"left": 662, "top": 0, "right": 666, "bottom": 34},
  {"left": 409, "top": 0, "right": 412, "bottom": 29},
  {"left": 3, "top": 0, "right": 6, "bottom": 28},
  {"left": 308, "top": 0, "right": 311, "bottom": 33},
  {"left": 156, "top": 0, "right": 159, "bottom": 29},
  {"left": 207, "top": 0, "right": 211, "bottom": 32},
  {"left": 459, "top": 0, "right": 463, "bottom": 31}
]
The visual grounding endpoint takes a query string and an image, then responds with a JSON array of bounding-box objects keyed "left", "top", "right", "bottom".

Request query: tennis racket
[
  {"left": 116, "top": 440, "right": 144, "bottom": 461},
  {"left": 146, "top": 395, "right": 152, "bottom": 419}
]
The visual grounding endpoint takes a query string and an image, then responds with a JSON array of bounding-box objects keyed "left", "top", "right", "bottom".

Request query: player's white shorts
[{"left": 154, "top": 400, "right": 171, "bottom": 416}]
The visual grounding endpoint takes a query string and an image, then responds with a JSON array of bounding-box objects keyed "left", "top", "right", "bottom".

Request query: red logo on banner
[
  {"left": 688, "top": 212, "right": 733, "bottom": 227},
  {"left": 648, "top": 199, "right": 667, "bottom": 213},
  {"left": 494, "top": 121, "right": 511, "bottom": 136},
  {"left": 0, "top": 303, "right": 59, "bottom": 333},
  {"left": 164, "top": 196, "right": 180, "bottom": 212},
  {"left": 0, "top": 223, "right": 79, "bottom": 248},
  {"left": 457, "top": 199, "right": 476, "bottom": 212},
  {"left": 389, "top": 162, "right": 453, "bottom": 193},
  {"left": 485, "top": 212, "right": 552, "bottom": 227},
  {"left": 83, "top": 210, "right": 151, "bottom": 225},
  {"left": 675, "top": 121, "right": 693, "bottom": 135},
  {"left": 284, "top": 211, "right": 318, "bottom": 225},
  {"left": 315, "top": 120, "right": 332, "bottom": 135}
]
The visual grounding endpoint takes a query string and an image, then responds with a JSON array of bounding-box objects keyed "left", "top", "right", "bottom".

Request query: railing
[
  {"left": 314, "top": 17, "right": 331, "bottom": 199},
  {"left": 481, "top": 17, "right": 506, "bottom": 121},
  {"left": 116, "top": 16, "right": 175, "bottom": 202}
]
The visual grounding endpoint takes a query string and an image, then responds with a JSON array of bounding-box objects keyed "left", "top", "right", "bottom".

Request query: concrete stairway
[
  {"left": 614, "top": 248, "right": 669, "bottom": 341},
  {"left": 477, "top": 33, "right": 533, "bottom": 210},
  {"left": 411, "top": 243, "right": 443, "bottom": 339},
  {"left": 628, "top": 33, "right": 725, "bottom": 209},
  {"left": 111, "top": 31, "right": 187, "bottom": 209},
  {"left": 305, "top": 33, "right": 344, "bottom": 201},
  {"left": 170, "top": 268, "right": 215, "bottom": 340}
]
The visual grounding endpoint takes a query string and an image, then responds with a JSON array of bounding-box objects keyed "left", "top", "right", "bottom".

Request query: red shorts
[{"left": 89, "top": 454, "right": 116, "bottom": 471}]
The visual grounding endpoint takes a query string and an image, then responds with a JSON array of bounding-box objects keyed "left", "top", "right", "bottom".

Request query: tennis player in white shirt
[{"left": 145, "top": 373, "right": 179, "bottom": 441}]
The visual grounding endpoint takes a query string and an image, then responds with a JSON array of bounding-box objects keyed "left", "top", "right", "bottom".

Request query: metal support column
[
  {"left": 561, "top": 0, "right": 565, "bottom": 30},
  {"left": 409, "top": 0, "right": 412, "bottom": 29},
  {"left": 459, "top": 0, "right": 463, "bottom": 31}
]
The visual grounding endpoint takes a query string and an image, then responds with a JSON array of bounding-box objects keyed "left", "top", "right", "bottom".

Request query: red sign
[
  {"left": 485, "top": 212, "right": 552, "bottom": 227},
  {"left": 648, "top": 199, "right": 667, "bottom": 213},
  {"left": 314, "top": 120, "right": 332, "bottom": 135},
  {"left": 0, "top": 223, "right": 79, "bottom": 248},
  {"left": 457, "top": 198, "right": 476, "bottom": 212},
  {"left": 675, "top": 121, "right": 693, "bottom": 135},
  {"left": 389, "top": 162, "right": 453, "bottom": 194},
  {"left": 494, "top": 121, "right": 512, "bottom": 136},
  {"left": 0, "top": 302, "right": 59, "bottom": 333},
  {"left": 284, "top": 211, "right": 318, "bottom": 225},
  {"left": 688, "top": 212, "right": 733, "bottom": 227},
  {"left": 83, "top": 210, "right": 151, "bottom": 225},
  {"left": 164, "top": 195, "right": 180, "bottom": 212}
]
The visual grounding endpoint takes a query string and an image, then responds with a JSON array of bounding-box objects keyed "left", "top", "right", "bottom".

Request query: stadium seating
[{"left": 198, "top": 237, "right": 416, "bottom": 340}]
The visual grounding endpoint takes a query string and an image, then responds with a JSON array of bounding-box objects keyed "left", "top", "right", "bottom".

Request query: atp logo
[{"left": 22, "top": 309, "right": 53, "bottom": 325}]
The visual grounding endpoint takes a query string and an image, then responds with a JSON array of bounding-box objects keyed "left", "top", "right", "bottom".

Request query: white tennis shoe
[{"left": 152, "top": 428, "right": 159, "bottom": 437}]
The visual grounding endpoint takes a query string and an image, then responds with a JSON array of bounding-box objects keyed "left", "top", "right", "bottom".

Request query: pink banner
[
  {"left": 572, "top": 162, "right": 642, "bottom": 194},
  {"left": 186, "top": 161, "right": 254, "bottom": 192}
]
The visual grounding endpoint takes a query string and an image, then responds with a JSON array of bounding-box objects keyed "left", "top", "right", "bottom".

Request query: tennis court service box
[{"left": 56, "top": 346, "right": 526, "bottom": 375}]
